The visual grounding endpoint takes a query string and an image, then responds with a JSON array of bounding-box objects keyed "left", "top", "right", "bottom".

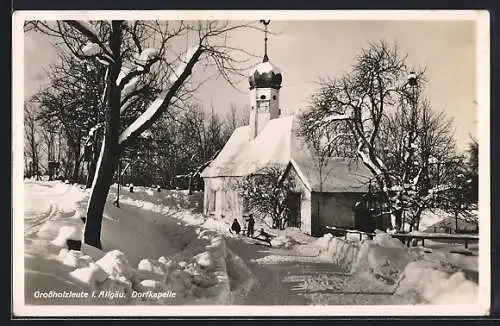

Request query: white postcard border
[{"left": 12, "top": 10, "right": 491, "bottom": 317}]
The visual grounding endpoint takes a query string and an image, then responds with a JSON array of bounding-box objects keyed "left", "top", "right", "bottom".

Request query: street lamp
[
  {"left": 407, "top": 70, "right": 418, "bottom": 118},
  {"left": 407, "top": 71, "right": 418, "bottom": 145},
  {"left": 406, "top": 71, "right": 419, "bottom": 179},
  {"left": 407, "top": 71, "right": 417, "bottom": 86}
]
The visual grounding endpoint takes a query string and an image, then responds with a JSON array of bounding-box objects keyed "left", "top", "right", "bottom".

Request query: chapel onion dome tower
[
  {"left": 248, "top": 19, "right": 282, "bottom": 90},
  {"left": 248, "top": 56, "right": 283, "bottom": 90},
  {"left": 248, "top": 20, "right": 282, "bottom": 140}
]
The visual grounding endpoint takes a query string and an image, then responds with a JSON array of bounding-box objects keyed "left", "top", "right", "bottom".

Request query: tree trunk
[
  {"left": 83, "top": 21, "right": 123, "bottom": 249},
  {"left": 83, "top": 138, "right": 119, "bottom": 248},
  {"left": 187, "top": 173, "right": 194, "bottom": 195},
  {"left": 392, "top": 209, "right": 403, "bottom": 231},
  {"left": 85, "top": 133, "right": 100, "bottom": 188},
  {"left": 71, "top": 154, "right": 82, "bottom": 184},
  {"left": 85, "top": 144, "right": 99, "bottom": 188},
  {"left": 414, "top": 207, "right": 424, "bottom": 231}
]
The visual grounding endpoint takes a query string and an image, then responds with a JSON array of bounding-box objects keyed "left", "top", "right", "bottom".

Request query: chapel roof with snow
[{"left": 200, "top": 115, "right": 371, "bottom": 193}]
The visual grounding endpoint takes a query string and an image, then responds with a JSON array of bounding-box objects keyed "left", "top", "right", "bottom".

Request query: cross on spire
[{"left": 259, "top": 20, "right": 270, "bottom": 62}]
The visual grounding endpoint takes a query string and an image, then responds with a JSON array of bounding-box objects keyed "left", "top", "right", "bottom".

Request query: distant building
[{"left": 201, "top": 28, "right": 375, "bottom": 236}]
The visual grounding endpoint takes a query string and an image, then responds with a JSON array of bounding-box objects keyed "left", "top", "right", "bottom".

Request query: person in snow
[
  {"left": 246, "top": 214, "right": 255, "bottom": 237},
  {"left": 230, "top": 218, "right": 241, "bottom": 235}
]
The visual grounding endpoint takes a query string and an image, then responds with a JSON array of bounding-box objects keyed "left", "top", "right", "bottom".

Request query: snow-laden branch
[
  {"left": 375, "top": 156, "right": 388, "bottom": 172},
  {"left": 118, "top": 44, "right": 204, "bottom": 148},
  {"left": 117, "top": 91, "right": 167, "bottom": 143},
  {"left": 81, "top": 42, "right": 101, "bottom": 56},
  {"left": 118, "top": 49, "right": 160, "bottom": 91},
  {"left": 133, "top": 48, "right": 159, "bottom": 66},
  {"left": 66, "top": 20, "right": 114, "bottom": 61},
  {"left": 116, "top": 66, "right": 140, "bottom": 96},
  {"left": 357, "top": 142, "right": 383, "bottom": 177},
  {"left": 169, "top": 45, "right": 201, "bottom": 83}
]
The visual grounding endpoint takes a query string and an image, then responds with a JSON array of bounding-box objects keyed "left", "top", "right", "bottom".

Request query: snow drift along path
[
  {"left": 310, "top": 231, "right": 479, "bottom": 305},
  {"left": 23, "top": 181, "right": 254, "bottom": 306},
  {"left": 109, "top": 186, "right": 423, "bottom": 305}
]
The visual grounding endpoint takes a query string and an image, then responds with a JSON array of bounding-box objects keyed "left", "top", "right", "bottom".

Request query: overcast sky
[{"left": 24, "top": 19, "right": 477, "bottom": 151}]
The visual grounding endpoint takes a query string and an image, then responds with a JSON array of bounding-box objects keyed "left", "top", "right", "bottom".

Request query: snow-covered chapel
[{"left": 200, "top": 24, "right": 373, "bottom": 236}]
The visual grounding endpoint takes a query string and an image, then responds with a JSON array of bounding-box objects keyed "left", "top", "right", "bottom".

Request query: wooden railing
[{"left": 325, "top": 226, "right": 478, "bottom": 249}]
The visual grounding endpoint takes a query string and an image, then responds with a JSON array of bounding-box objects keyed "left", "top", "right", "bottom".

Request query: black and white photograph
[{"left": 13, "top": 10, "right": 490, "bottom": 316}]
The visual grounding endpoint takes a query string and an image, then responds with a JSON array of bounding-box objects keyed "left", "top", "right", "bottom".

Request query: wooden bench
[
  {"left": 391, "top": 233, "right": 478, "bottom": 249},
  {"left": 325, "top": 226, "right": 478, "bottom": 249}
]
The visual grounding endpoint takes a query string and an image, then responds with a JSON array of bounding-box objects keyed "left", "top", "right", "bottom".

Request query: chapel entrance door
[{"left": 286, "top": 192, "right": 301, "bottom": 228}]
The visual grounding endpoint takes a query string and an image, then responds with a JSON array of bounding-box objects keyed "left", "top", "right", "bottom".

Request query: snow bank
[
  {"left": 396, "top": 262, "right": 478, "bottom": 304},
  {"left": 67, "top": 249, "right": 135, "bottom": 298},
  {"left": 312, "top": 232, "right": 411, "bottom": 285},
  {"left": 313, "top": 232, "right": 334, "bottom": 251},
  {"left": 110, "top": 186, "right": 205, "bottom": 227},
  {"left": 194, "top": 252, "right": 213, "bottom": 268},
  {"left": 372, "top": 230, "right": 405, "bottom": 247},
  {"left": 311, "top": 229, "right": 479, "bottom": 304},
  {"left": 270, "top": 235, "right": 298, "bottom": 249},
  {"left": 70, "top": 263, "right": 109, "bottom": 288},
  {"left": 138, "top": 258, "right": 168, "bottom": 276},
  {"left": 154, "top": 235, "right": 231, "bottom": 304},
  {"left": 313, "top": 234, "right": 362, "bottom": 271},
  {"left": 354, "top": 236, "right": 411, "bottom": 285},
  {"left": 81, "top": 242, "right": 106, "bottom": 261},
  {"left": 65, "top": 236, "right": 233, "bottom": 305},
  {"left": 51, "top": 225, "right": 82, "bottom": 247},
  {"left": 58, "top": 249, "right": 92, "bottom": 268},
  {"left": 95, "top": 250, "right": 135, "bottom": 281}
]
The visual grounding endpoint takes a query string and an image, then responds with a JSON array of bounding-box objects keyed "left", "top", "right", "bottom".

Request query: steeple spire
[{"left": 259, "top": 19, "right": 270, "bottom": 62}]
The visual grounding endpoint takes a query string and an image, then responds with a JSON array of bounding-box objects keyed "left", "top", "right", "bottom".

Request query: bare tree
[
  {"left": 224, "top": 102, "right": 250, "bottom": 139},
  {"left": 300, "top": 41, "right": 459, "bottom": 232},
  {"left": 24, "top": 102, "right": 40, "bottom": 179},
  {"left": 464, "top": 137, "right": 478, "bottom": 203},
  {"left": 27, "top": 20, "right": 256, "bottom": 248},
  {"left": 380, "top": 98, "right": 457, "bottom": 231},
  {"left": 33, "top": 50, "right": 107, "bottom": 183},
  {"left": 236, "top": 166, "right": 295, "bottom": 229}
]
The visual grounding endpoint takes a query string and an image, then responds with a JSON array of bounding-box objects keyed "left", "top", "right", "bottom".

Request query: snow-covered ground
[
  {"left": 20, "top": 181, "right": 482, "bottom": 312},
  {"left": 23, "top": 182, "right": 253, "bottom": 306},
  {"left": 105, "top": 185, "right": 480, "bottom": 305},
  {"left": 305, "top": 230, "right": 479, "bottom": 305}
]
